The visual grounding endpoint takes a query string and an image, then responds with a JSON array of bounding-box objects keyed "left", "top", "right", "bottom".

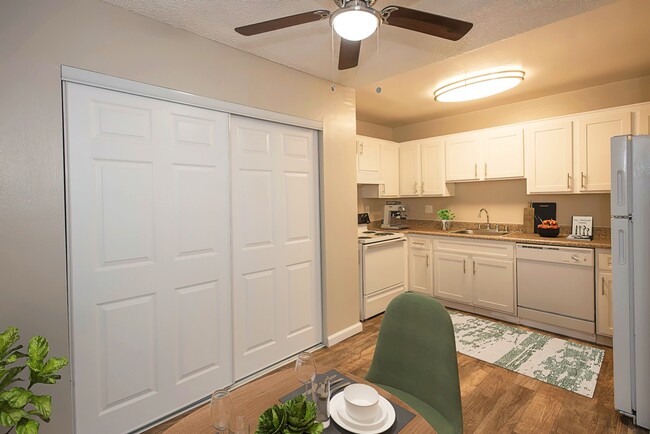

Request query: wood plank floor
[{"left": 146, "top": 311, "right": 648, "bottom": 434}]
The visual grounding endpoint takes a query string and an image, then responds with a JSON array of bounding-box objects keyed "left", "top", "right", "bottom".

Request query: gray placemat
[{"left": 280, "top": 369, "right": 416, "bottom": 433}]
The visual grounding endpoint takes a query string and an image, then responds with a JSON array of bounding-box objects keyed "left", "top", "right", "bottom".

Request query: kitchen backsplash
[{"left": 358, "top": 179, "right": 611, "bottom": 227}]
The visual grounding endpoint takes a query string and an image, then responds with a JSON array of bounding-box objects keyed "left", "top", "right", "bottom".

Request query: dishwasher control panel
[{"left": 516, "top": 244, "right": 594, "bottom": 266}]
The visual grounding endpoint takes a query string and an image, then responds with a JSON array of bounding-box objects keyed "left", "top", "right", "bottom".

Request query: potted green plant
[
  {"left": 256, "top": 394, "right": 323, "bottom": 434},
  {"left": 436, "top": 209, "right": 455, "bottom": 231},
  {"left": 0, "top": 326, "right": 68, "bottom": 434}
]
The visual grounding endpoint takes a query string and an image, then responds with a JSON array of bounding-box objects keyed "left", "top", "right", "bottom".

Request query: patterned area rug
[{"left": 449, "top": 311, "right": 605, "bottom": 398}]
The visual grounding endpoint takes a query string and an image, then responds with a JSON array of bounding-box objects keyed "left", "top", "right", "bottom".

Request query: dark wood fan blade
[
  {"left": 338, "top": 39, "right": 361, "bottom": 70},
  {"left": 235, "top": 10, "right": 330, "bottom": 36},
  {"left": 381, "top": 6, "right": 473, "bottom": 41}
]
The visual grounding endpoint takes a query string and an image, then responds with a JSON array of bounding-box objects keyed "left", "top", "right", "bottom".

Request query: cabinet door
[
  {"left": 640, "top": 108, "right": 650, "bottom": 135},
  {"left": 379, "top": 141, "right": 400, "bottom": 197},
  {"left": 525, "top": 121, "right": 573, "bottom": 193},
  {"left": 483, "top": 127, "right": 524, "bottom": 179},
  {"left": 421, "top": 139, "right": 446, "bottom": 196},
  {"left": 409, "top": 248, "right": 433, "bottom": 296},
  {"left": 399, "top": 142, "right": 421, "bottom": 196},
  {"left": 472, "top": 257, "right": 515, "bottom": 314},
  {"left": 445, "top": 134, "right": 480, "bottom": 182},
  {"left": 597, "top": 271, "right": 614, "bottom": 337},
  {"left": 578, "top": 111, "right": 632, "bottom": 192},
  {"left": 433, "top": 252, "right": 471, "bottom": 303},
  {"left": 357, "top": 136, "right": 381, "bottom": 183}
]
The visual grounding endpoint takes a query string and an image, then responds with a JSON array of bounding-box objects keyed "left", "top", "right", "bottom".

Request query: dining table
[{"left": 163, "top": 366, "right": 436, "bottom": 433}]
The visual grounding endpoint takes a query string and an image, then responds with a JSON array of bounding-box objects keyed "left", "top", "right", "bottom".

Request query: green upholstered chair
[{"left": 365, "top": 292, "right": 463, "bottom": 434}]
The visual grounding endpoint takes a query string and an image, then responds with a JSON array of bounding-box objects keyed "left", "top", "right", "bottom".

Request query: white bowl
[{"left": 343, "top": 384, "right": 380, "bottom": 422}]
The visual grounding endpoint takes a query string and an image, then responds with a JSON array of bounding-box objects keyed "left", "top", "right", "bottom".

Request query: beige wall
[
  {"left": 359, "top": 180, "right": 610, "bottom": 227},
  {"left": 357, "top": 120, "right": 394, "bottom": 141},
  {"left": 0, "top": 1, "right": 359, "bottom": 432},
  {"left": 393, "top": 74, "right": 650, "bottom": 141}
]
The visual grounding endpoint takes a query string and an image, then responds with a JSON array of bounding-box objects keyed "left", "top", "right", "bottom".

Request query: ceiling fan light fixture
[
  {"left": 331, "top": 2, "right": 380, "bottom": 41},
  {"left": 434, "top": 70, "right": 525, "bottom": 102}
]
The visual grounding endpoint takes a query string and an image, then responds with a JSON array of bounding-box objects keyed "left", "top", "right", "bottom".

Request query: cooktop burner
[
  {"left": 358, "top": 236, "right": 371, "bottom": 239},
  {"left": 375, "top": 232, "right": 394, "bottom": 236},
  {"left": 363, "top": 231, "right": 376, "bottom": 234}
]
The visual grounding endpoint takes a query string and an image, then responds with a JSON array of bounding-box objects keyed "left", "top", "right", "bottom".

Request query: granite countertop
[{"left": 370, "top": 220, "right": 611, "bottom": 249}]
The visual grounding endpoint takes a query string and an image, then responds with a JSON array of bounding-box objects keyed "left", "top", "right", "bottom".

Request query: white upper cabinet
[
  {"left": 445, "top": 127, "right": 524, "bottom": 182},
  {"left": 482, "top": 127, "right": 524, "bottom": 179},
  {"left": 400, "top": 139, "right": 454, "bottom": 197},
  {"left": 357, "top": 135, "right": 381, "bottom": 184},
  {"left": 640, "top": 107, "right": 650, "bottom": 134},
  {"left": 445, "top": 133, "right": 481, "bottom": 182},
  {"left": 421, "top": 138, "right": 449, "bottom": 196},
  {"left": 379, "top": 140, "right": 400, "bottom": 197},
  {"left": 525, "top": 120, "right": 574, "bottom": 194},
  {"left": 577, "top": 110, "right": 632, "bottom": 192},
  {"left": 399, "top": 142, "right": 421, "bottom": 196}
]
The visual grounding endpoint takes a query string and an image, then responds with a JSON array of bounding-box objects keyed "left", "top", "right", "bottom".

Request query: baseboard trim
[{"left": 327, "top": 322, "right": 363, "bottom": 347}]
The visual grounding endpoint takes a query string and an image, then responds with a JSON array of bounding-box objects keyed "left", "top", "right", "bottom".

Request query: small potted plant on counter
[{"left": 437, "top": 209, "right": 455, "bottom": 231}]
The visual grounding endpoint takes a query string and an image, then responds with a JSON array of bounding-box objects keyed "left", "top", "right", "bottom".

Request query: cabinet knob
[
  {"left": 414, "top": 182, "right": 418, "bottom": 194},
  {"left": 484, "top": 163, "right": 487, "bottom": 177},
  {"left": 567, "top": 173, "right": 572, "bottom": 189},
  {"left": 475, "top": 163, "right": 478, "bottom": 179},
  {"left": 581, "top": 172, "right": 586, "bottom": 189}
]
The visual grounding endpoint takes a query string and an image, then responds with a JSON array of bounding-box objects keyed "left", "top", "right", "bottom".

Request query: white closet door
[
  {"left": 66, "top": 83, "right": 232, "bottom": 433},
  {"left": 230, "top": 116, "right": 321, "bottom": 380}
]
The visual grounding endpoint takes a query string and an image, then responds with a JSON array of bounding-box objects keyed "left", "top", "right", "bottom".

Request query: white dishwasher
[{"left": 516, "top": 244, "right": 595, "bottom": 336}]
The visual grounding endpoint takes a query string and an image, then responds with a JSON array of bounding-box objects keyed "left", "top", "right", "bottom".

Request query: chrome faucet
[{"left": 478, "top": 208, "right": 490, "bottom": 229}]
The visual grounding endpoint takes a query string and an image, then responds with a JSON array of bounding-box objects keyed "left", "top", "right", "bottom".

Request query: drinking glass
[
  {"left": 209, "top": 389, "right": 232, "bottom": 433},
  {"left": 311, "top": 377, "right": 331, "bottom": 428},
  {"left": 230, "top": 414, "right": 250, "bottom": 434},
  {"left": 294, "top": 352, "right": 317, "bottom": 397}
]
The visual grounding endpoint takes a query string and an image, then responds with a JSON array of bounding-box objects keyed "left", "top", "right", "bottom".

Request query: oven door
[
  {"left": 361, "top": 239, "right": 406, "bottom": 296},
  {"left": 360, "top": 238, "right": 407, "bottom": 320}
]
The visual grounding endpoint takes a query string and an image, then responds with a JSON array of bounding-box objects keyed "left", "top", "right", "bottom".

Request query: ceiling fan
[{"left": 235, "top": 0, "right": 473, "bottom": 70}]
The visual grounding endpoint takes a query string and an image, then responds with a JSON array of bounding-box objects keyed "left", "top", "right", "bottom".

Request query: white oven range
[{"left": 358, "top": 213, "right": 407, "bottom": 320}]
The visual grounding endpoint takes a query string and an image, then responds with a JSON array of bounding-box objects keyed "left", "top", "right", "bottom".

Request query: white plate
[{"left": 330, "top": 392, "right": 396, "bottom": 434}]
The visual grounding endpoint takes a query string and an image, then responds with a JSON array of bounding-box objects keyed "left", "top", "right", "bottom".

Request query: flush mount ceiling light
[
  {"left": 330, "top": 1, "right": 381, "bottom": 41},
  {"left": 434, "top": 70, "right": 525, "bottom": 102}
]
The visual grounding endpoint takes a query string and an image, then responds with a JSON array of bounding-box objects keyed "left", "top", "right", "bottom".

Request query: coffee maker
[{"left": 381, "top": 202, "right": 409, "bottom": 229}]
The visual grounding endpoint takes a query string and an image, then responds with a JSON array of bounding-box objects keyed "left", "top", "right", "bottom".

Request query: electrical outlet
[{"left": 425, "top": 205, "right": 434, "bottom": 214}]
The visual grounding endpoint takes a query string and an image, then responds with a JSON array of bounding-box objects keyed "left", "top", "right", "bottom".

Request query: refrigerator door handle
[
  {"left": 617, "top": 228, "right": 626, "bottom": 265},
  {"left": 611, "top": 136, "right": 630, "bottom": 216}
]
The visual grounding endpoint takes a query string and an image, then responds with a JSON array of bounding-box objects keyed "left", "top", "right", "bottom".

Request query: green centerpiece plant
[
  {"left": 0, "top": 327, "right": 68, "bottom": 434},
  {"left": 436, "top": 209, "right": 455, "bottom": 230},
  {"left": 256, "top": 394, "right": 323, "bottom": 434}
]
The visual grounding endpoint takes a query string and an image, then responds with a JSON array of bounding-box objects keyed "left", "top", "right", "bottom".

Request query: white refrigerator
[{"left": 611, "top": 134, "right": 650, "bottom": 429}]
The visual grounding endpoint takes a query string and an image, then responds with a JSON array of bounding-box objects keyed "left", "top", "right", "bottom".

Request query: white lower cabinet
[
  {"left": 408, "top": 236, "right": 433, "bottom": 296},
  {"left": 472, "top": 257, "right": 515, "bottom": 313},
  {"left": 596, "top": 249, "right": 613, "bottom": 337},
  {"left": 433, "top": 237, "right": 516, "bottom": 314}
]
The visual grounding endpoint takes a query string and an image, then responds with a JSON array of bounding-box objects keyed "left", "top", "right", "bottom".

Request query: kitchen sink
[{"left": 453, "top": 229, "right": 510, "bottom": 236}]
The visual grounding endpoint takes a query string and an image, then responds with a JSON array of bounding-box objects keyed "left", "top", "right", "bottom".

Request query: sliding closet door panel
[
  {"left": 66, "top": 83, "right": 231, "bottom": 434},
  {"left": 231, "top": 116, "right": 321, "bottom": 380}
]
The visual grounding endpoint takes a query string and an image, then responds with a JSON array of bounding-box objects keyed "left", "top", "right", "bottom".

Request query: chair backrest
[{"left": 365, "top": 292, "right": 462, "bottom": 433}]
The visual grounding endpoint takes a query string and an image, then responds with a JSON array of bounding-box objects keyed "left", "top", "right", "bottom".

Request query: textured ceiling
[{"left": 100, "top": 0, "right": 646, "bottom": 126}]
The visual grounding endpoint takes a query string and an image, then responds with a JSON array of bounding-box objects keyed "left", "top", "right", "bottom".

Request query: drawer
[
  {"left": 598, "top": 252, "right": 612, "bottom": 271},
  {"left": 408, "top": 235, "right": 432, "bottom": 250},
  {"left": 434, "top": 237, "right": 514, "bottom": 259}
]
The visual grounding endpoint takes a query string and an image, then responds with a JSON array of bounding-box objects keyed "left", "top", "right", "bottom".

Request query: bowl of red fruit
[{"left": 537, "top": 219, "right": 560, "bottom": 237}]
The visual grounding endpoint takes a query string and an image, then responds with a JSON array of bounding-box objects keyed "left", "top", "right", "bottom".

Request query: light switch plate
[{"left": 425, "top": 205, "right": 433, "bottom": 214}]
